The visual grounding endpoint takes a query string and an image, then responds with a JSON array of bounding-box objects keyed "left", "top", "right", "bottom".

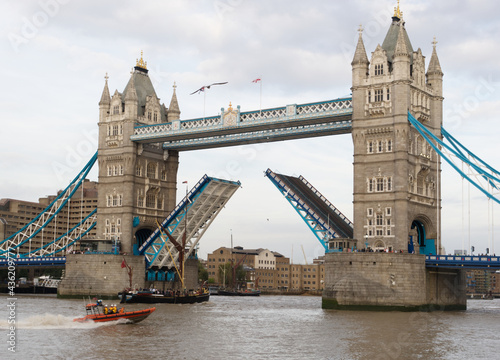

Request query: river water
[{"left": 1, "top": 294, "right": 499, "bottom": 360}]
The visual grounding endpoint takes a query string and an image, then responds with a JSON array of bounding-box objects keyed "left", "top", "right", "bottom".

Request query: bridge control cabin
[{"left": 328, "top": 238, "right": 358, "bottom": 252}]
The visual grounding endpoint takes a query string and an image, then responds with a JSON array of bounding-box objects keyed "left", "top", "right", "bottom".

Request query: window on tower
[
  {"left": 375, "top": 64, "right": 384, "bottom": 76},
  {"left": 374, "top": 89, "right": 383, "bottom": 102}
]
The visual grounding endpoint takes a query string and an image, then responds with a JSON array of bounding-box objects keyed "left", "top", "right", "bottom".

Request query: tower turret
[
  {"left": 351, "top": 26, "right": 369, "bottom": 87},
  {"left": 99, "top": 73, "right": 111, "bottom": 121},
  {"left": 167, "top": 82, "right": 181, "bottom": 122},
  {"left": 392, "top": 21, "right": 411, "bottom": 80},
  {"left": 124, "top": 71, "right": 138, "bottom": 119}
]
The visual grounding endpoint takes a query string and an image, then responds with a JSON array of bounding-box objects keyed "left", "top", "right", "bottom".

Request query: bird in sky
[{"left": 190, "top": 82, "right": 228, "bottom": 95}]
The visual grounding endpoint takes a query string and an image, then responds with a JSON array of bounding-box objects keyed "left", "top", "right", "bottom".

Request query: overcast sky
[{"left": 1, "top": 0, "right": 499, "bottom": 262}]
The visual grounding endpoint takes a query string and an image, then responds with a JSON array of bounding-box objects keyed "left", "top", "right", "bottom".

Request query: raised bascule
[{"left": 1, "top": 3, "right": 500, "bottom": 308}]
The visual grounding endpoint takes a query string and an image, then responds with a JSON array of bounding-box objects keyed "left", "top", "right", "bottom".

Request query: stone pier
[
  {"left": 58, "top": 254, "right": 145, "bottom": 298},
  {"left": 322, "top": 253, "right": 466, "bottom": 311}
]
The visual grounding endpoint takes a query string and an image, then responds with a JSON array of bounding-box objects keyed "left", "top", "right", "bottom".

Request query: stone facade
[
  {"left": 323, "top": 253, "right": 466, "bottom": 310},
  {"left": 97, "top": 55, "right": 180, "bottom": 254},
  {"left": 58, "top": 254, "right": 145, "bottom": 298},
  {"left": 351, "top": 11, "right": 444, "bottom": 254}
]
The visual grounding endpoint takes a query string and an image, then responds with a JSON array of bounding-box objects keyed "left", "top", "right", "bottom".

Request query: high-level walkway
[{"left": 131, "top": 98, "right": 353, "bottom": 150}]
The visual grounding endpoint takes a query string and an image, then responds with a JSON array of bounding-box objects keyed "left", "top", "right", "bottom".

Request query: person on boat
[{"left": 104, "top": 305, "right": 108, "bottom": 315}]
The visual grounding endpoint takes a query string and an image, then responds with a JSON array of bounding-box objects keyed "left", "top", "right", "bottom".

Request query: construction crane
[{"left": 301, "top": 245, "right": 308, "bottom": 265}]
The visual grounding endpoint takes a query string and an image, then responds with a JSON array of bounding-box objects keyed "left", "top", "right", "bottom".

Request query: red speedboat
[{"left": 73, "top": 301, "right": 155, "bottom": 323}]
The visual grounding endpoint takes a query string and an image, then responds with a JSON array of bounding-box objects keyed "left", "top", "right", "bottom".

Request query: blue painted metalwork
[
  {"left": 139, "top": 175, "right": 241, "bottom": 269},
  {"left": 425, "top": 255, "right": 500, "bottom": 269},
  {"left": 0, "top": 256, "right": 66, "bottom": 267},
  {"left": 0, "top": 151, "right": 98, "bottom": 254},
  {"left": 408, "top": 112, "right": 500, "bottom": 204},
  {"left": 265, "top": 169, "right": 353, "bottom": 253},
  {"left": 21, "top": 209, "right": 97, "bottom": 258},
  {"left": 139, "top": 175, "right": 211, "bottom": 258}
]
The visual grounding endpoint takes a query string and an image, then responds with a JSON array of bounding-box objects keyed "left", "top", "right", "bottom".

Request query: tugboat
[{"left": 73, "top": 300, "right": 155, "bottom": 323}]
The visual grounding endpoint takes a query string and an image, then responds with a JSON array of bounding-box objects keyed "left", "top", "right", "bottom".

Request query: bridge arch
[
  {"left": 135, "top": 227, "right": 153, "bottom": 250},
  {"left": 410, "top": 215, "right": 436, "bottom": 255}
]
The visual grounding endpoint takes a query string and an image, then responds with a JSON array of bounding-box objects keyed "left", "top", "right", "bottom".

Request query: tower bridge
[{"left": 1, "top": 3, "right": 499, "bottom": 308}]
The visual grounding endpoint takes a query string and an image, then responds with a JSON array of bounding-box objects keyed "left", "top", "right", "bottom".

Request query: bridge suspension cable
[
  {"left": 0, "top": 152, "right": 98, "bottom": 256},
  {"left": 408, "top": 112, "right": 500, "bottom": 205}
]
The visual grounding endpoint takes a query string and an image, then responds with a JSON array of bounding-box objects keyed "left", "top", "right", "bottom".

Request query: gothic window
[
  {"left": 374, "top": 89, "right": 383, "bottom": 102},
  {"left": 118, "top": 194, "right": 123, "bottom": 206},
  {"left": 119, "top": 125, "right": 123, "bottom": 135},
  {"left": 107, "top": 126, "right": 111, "bottom": 136},
  {"left": 113, "top": 105, "right": 119, "bottom": 115},
  {"left": 136, "top": 165, "right": 142, "bottom": 177},
  {"left": 368, "top": 141, "right": 374, "bottom": 154},
  {"left": 112, "top": 196, "right": 117, "bottom": 207},
  {"left": 113, "top": 166, "right": 118, "bottom": 176},
  {"left": 112, "top": 125, "right": 118, "bottom": 136},
  {"left": 385, "top": 207, "right": 391, "bottom": 216},
  {"left": 119, "top": 165, "right": 124, "bottom": 176},
  {"left": 147, "top": 163, "right": 157, "bottom": 179},
  {"left": 387, "top": 139, "right": 392, "bottom": 152},
  {"left": 367, "top": 208, "right": 373, "bottom": 216},
  {"left": 147, "top": 111, "right": 152, "bottom": 121},
  {"left": 161, "top": 171, "right": 167, "bottom": 181},
  {"left": 157, "top": 197, "right": 163, "bottom": 209},
  {"left": 137, "top": 195, "right": 144, "bottom": 207},
  {"left": 376, "top": 178, "right": 384, "bottom": 192},
  {"left": 376, "top": 214, "right": 383, "bottom": 226},
  {"left": 107, "top": 166, "right": 112, "bottom": 177},
  {"left": 386, "top": 177, "right": 392, "bottom": 191},
  {"left": 368, "top": 179, "right": 374, "bottom": 192},
  {"left": 386, "top": 219, "right": 391, "bottom": 236},
  {"left": 375, "top": 64, "right": 384, "bottom": 75},
  {"left": 386, "top": 88, "right": 390, "bottom": 101},
  {"left": 106, "top": 195, "right": 111, "bottom": 207},
  {"left": 416, "top": 136, "right": 423, "bottom": 155},
  {"left": 377, "top": 141, "right": 383, "bottom": 153},
  {"left": 146, "top": 193, "right": 156, "bottom": 208},
  {"left": 154, "top": 112, "right": 158, "bottom": 123},
  {"left": 368, "top": 91, "right": 371, "bottom": 103}
]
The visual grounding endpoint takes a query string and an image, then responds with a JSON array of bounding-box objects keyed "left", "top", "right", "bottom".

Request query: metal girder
[
  {"left": 141, "top": 175, "right": 241, "bottom": 269},
  {"left": 0, "top": 152, "right": 98, "bottom": 255},
  {"left": 24, "top": 209, "right": 97, "bottom": 258},
  {"left": 265, "top": 169, "right": 353, "bottom": 253}
]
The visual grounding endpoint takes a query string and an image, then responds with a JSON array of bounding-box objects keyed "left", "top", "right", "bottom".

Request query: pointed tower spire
[
  {"left": 168, "top": 82, "right": 181, "bottom": 121},
  {"left": 394, "top": 22, "right": 410, "bottom": 58},
  {"left": 351, "top": 25, "right": 369, "bottom": 66},
  {"left": 99, "top": 73, "right": 111, "bottom": 105},
  {"left": 124, "top": 69, "right": 138, "bottom": 102},
  {"left": 427, "top": 37, "right": 443, "bottom": 76}
]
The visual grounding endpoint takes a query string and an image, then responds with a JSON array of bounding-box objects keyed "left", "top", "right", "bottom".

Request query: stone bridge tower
[
  {"left": 351, "top": 6, "right": 444, "bottom": 254},
  {"left": 97, "top": 53, "right": 180, "bottom": 254}
]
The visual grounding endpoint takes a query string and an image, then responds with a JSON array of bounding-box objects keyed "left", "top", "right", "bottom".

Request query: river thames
[{"left": 1, "top": 294, "right": 500, "bottom": 359}]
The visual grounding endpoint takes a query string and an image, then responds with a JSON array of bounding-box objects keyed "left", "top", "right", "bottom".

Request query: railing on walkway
[{"left": 425, "top": 255, "right": 500, "bottom": 269}]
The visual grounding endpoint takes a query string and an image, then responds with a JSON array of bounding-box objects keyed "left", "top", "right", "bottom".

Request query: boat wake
[{"left": 0, "top": 313, "right": 128, "bottom": 330}]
